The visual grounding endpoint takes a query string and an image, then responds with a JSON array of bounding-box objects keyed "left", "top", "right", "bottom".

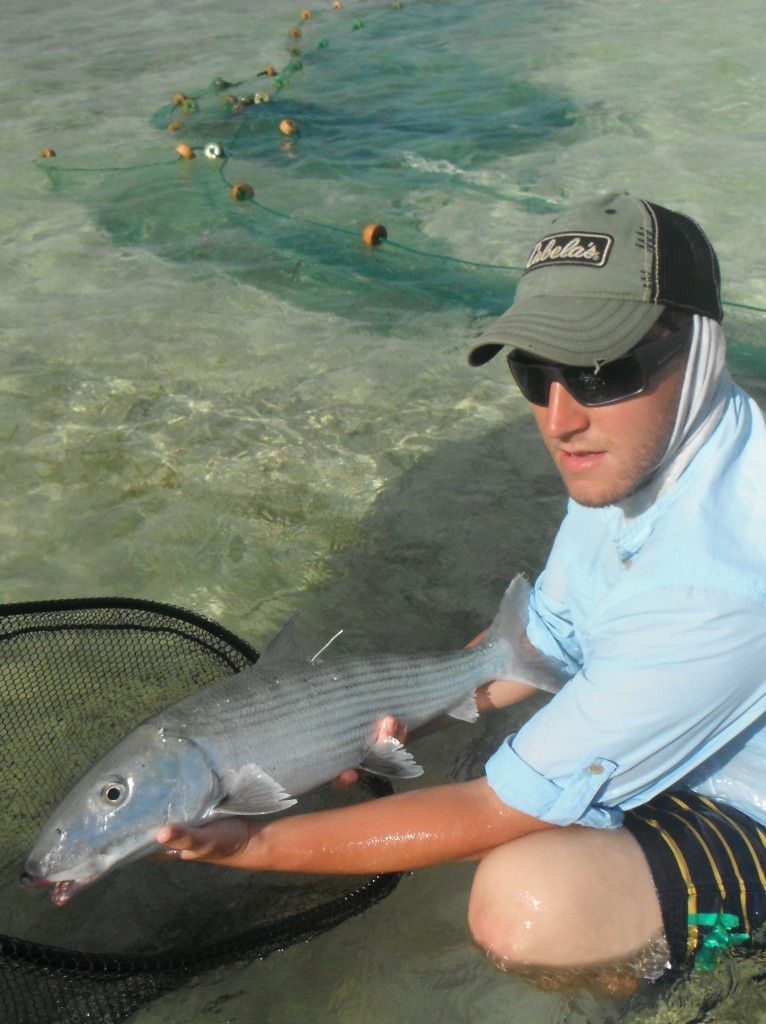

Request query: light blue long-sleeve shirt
[{"left": 486, "top": 382, "right": 766, "bottom": 828}]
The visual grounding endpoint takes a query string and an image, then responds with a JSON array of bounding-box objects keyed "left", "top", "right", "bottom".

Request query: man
[{"left": 158, "top": 192, "right": 766, "bottom": 982}]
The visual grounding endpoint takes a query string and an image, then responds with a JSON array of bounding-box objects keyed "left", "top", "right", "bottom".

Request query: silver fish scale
[{"left": 161, "top": 641, "right": 510, "bottom": 798}]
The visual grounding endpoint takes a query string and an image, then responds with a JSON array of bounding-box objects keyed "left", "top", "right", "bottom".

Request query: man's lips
[{"left": 558, "top": 449, "right": 607, "bottom": 471}]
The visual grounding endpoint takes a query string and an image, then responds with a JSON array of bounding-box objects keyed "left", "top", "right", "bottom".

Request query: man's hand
[{"left": 156, "top": 816, "right": 259, "bottom": 864}]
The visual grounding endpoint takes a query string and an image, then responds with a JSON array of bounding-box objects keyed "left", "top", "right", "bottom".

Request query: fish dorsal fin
[
  {"left": 446, "top": 692, "right": 479, "bottom": 723},
  {"left": 216, "top": 763, "right": 297, "bottom": 815},
  {"left": 359, "top": 737, "right": 424, "bottom": 779},
  {"left": 258, "top": 613, "right": 305, "bottom": 666},
  {"left": 259, "top": 614, "right": 344, "bottom": 667}
]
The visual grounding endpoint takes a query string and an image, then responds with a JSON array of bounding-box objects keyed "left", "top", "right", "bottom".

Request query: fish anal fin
[
  {"left": 446, "top": 692, "right": 478, "bottom": 723},
  {"left": 216, "top": 763, "right": 297, "bottom": 815},
  {"left": 360, "top": 737, "right": 424, "bottom": 779}
]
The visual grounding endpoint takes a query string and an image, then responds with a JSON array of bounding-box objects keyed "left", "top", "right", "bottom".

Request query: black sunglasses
[{"left": 506, "top": 325, "right": 692, "bottom": 408}]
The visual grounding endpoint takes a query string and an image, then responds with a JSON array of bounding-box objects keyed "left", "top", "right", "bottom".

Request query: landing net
[{"left": 0, "top": 598, "right": 399, "bottom": 1024}]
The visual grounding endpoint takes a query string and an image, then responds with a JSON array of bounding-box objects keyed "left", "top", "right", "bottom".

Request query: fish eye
[{"left": 100, "top": 780, "right": 128, "bottom": 806}]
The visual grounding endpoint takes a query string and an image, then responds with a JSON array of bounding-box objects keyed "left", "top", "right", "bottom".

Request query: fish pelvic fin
[
  {"left": 216, "top": 763, "right": 297, "bottom": 815},
  {"left": 482, "top": 574, "right": 569, "bottom": 694},
  {"left": 360, "top": 737, "right": 424, "bottom": 779}
]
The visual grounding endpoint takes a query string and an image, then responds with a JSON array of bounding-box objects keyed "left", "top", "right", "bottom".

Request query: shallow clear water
[{"left": 4, "top": 0, "right": 766, "bottom": 1020}]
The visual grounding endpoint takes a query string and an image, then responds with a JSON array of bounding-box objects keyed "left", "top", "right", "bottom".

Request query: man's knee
[
  {"left": 466, "top": 827, "right": 664, "bottom": 970},
  {"left": 467, "top": 840, "right": 554, "bottom": 967}
]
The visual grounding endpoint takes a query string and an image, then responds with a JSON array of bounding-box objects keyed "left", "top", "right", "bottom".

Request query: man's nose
[{"left": 540, "top": 382, "right": 591, "bottom": 437}]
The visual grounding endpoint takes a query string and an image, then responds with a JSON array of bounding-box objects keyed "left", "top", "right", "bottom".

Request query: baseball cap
[{"left": 468, "top": 192, "right": 722, "bottom": 367}]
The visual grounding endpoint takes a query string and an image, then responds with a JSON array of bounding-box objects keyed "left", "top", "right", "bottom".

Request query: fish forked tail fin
[{"left": 481, "top": 575, "right": 568, "bottom": 694}]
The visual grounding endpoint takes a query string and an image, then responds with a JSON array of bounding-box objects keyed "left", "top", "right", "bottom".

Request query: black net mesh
[{"left": 0, "top": 598, "right": 399, "bottom": 1024}]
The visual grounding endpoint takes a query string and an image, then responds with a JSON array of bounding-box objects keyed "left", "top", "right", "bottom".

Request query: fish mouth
[
  {"left": 21, "top": 835, "right": 163, "bottom": 905},
  {"left": 19, "top": 868, "right": 49, "bottom": 891},
  {"left": 50, "top": 878, "right": 94, "bottom": 905},
  {"left": 20, "top": 867, "right": 96, "bottom": 905}
]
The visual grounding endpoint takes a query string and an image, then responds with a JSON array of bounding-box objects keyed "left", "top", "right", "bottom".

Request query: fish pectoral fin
[
  {"left": 216, "top": 763, "right": 297, "bottom": 815},
  {"left": 359, "top": 737, "right": 424, "bottom": 779},
  {"left": 446, "top": 692, "right": 478, "bottom": 723}
]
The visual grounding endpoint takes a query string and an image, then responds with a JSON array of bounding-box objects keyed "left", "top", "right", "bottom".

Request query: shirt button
[{"left": 588, "top": 762, "right": 605, "bottom": 775}]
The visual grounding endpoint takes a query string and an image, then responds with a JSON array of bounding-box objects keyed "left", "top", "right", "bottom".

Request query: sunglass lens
[
  {"left": 561, "top": 367, "right": 607, "bottom": 404},
  {"left": 569, "top": 359, "right": 643, "bottom": 406},
  {"left": 513, "top": 363, "right": 550, "bottom": 406}
]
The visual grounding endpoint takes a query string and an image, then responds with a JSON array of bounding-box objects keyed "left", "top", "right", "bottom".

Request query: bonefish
[{"left": 21, "top": 576, "right": 564, "bottom": 904}]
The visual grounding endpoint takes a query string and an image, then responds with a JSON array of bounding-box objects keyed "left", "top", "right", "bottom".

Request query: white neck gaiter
[{"left": 618, "top": 315, "right": 731, "bottom": 520}]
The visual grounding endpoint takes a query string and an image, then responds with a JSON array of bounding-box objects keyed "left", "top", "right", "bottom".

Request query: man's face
[{"left": 529, "top": 327, "right": 689, "bottom": 508}]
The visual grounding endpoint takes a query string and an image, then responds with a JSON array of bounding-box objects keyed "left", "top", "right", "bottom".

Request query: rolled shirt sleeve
[
  {"left": 486, "top": 739, "right": 621, "bottom": 827},
  {"left": 485, "top": 585, "right": 766, "bottom": 828}
]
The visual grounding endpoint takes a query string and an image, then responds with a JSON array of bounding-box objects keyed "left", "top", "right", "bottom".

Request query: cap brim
[{"left": 469, "top": 297, "right": 665, "bottom": 367}]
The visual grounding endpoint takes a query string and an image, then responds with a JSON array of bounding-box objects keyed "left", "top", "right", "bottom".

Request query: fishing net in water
[
  {"left": 32, "top": 0, "right": 766, "bottom": 345},
  {"left": 32, "top": 0, "right": 576, "bottom": 332},
  {"left": 0, "top": 598, "right": 400, "bottom": 1024}
]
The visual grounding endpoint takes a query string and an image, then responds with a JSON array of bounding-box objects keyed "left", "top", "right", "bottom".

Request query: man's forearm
[{"left": 160, "top": 777, "right": 554, "bottom": 875}]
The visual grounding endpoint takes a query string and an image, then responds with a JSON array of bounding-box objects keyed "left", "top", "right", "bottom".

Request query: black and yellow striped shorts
[{"left": 623, "top": 790, "right": 766, "bottom": 968}]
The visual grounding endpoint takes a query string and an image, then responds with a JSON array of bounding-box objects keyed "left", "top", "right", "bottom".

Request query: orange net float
[
  {"left": 231, "top": 182, "right": 255, "bottom": 201},
  {"left": 279, "top": 118, "right": 299, "bottom": 136},
  {"left": 168, "top": 121, "right": 183, "bottom": 133},
  {"left": 362, "top": 223, "right": 387, "bottom": 246},
  {"left": 301, "top": 9, "right": 313, "bottom": 18},
  {"left": 39, "top": 148, "right": 56, "bottom": 158},
  {"left": 172, "top": 93, "right": 188, "bottom": 106},
  {"left": 175, "top": 143, "right": 195, "bottom": 160}
]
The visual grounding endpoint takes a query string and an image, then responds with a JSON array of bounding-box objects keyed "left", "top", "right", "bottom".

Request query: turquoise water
[{"left": 4, "top": 0, "right": 766, "bottom": 1020}]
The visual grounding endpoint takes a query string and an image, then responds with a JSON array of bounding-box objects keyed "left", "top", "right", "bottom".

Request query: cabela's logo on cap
[{"left": 525, "top": 232, "right": 613, "bottom": 272}]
